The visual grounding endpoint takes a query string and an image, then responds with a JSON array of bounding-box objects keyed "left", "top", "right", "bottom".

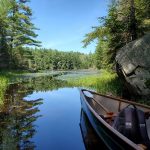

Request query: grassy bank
[
  {"left": 0, "top": 70, "right": 123, "bottom": 105},
  {"left": 0, "top": 70, "right": 22, "bottom": 105},
  {"left": 68, "top": 70, "right": 123, "bottom": 96},
  {"left": 0, "top": 75, "right": 9, "bottom": 105}
]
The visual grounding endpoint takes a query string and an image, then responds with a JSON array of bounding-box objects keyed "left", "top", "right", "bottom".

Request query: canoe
[
  {"left": 80, "top": 109, "right": 107, "bottom": 150},
  {"left": 80, "top": 88, "right": 150, "bottom": 150}
]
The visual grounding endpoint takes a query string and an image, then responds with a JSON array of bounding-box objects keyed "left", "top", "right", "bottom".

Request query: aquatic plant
[
  {"left": 0, "top": 75, "right": 9, "bottom": 105},
  {"left": 68, "top": 70, "right": 123, "bottom": 96}
]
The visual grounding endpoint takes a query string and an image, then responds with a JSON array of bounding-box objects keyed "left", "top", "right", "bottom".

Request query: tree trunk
[{"left": 129, "top": 0, "right": 137, "bottom": 41}]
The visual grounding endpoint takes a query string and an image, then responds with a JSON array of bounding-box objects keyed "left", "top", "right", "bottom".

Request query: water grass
[
  {"left": 68, "top": 70, "right": 123, "bottom": 96},
  {"left": 0, "top": 75, "right": 9, "bottom": 105}
]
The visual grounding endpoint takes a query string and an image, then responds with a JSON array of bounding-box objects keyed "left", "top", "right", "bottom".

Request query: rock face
[{"left": 116, "top": 34, "right": 150, "bottom": 98}]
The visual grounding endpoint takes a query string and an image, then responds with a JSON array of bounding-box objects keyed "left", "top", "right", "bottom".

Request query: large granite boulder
[{"left": 115, "top": 34, "right": 150, "bottom": 98}]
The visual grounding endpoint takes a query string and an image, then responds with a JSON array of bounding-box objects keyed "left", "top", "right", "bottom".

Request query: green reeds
[
  {"left": 68, "top": 70, "right": 123, "bottom": 96},
  {"left": 0, "top": 74, "right": 9, "bottom": 105}
]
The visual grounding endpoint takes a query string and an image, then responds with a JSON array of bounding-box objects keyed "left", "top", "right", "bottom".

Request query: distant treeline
[
  {"left": 0, "top": 0, "right": 95, "bottom": 71},
  {"left": 14, "top": 47, "right": 95, "bottom": 71},
  {"left": 1, "top": 0, "right": 149, "bottom": 72}
]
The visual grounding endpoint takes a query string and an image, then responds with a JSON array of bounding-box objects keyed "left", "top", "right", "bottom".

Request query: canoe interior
[{"left": 82, "top": 89, "right": 150, "bottom": 140}]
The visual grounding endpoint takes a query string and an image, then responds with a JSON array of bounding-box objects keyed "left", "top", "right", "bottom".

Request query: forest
[
  {"left": 83, "top": 0, "right": 150, "bottom": 70},
  {"left": 0, "top": 0, "right": 149, "bottom": 72},
  {"left": 0, "top": 1, "right": 150, "bottom": 149},
  {"left": 0, "top": 0, "right": 95, "bottom": 71},
  {"left": 5, "top": 47, "right": 95, "bottom": 71}
]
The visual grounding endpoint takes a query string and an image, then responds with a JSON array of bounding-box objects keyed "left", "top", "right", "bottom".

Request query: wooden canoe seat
[
  {"left": 100, "top": 112, "right": 117, "bottom": 125},
  {"left": 137, "top": 144, "right": 147, "bottom": 150},
  {"left": 103, "top": 112, "right": 117, "bottom": 119}
]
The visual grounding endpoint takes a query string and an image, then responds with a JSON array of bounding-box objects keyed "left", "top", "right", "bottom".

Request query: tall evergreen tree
[
  {"left": 0, "top": 0, "right": 41, "bottom": 69},
  {"left": 8, "top": 0, "right": 41, "bottom": 67},
  {"left": 0, "top": 0, "right": 12, "bottom": 68},
  {"left": 82, "top": 0, "right": 150, "bottom": 69},
  {"left": 8, "top": 0, "right": 41, "bottom": 48}
]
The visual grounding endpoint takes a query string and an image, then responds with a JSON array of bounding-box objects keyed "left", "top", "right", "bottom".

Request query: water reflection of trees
[
  {"left": 0, "top": 76, "right": 70, "bottom": 149},
  {"left": 22, "top": 76, "right": 69, "bottom": 92},
  {"left": 0, "top": 82, "right": 43, "bottom": 149}
]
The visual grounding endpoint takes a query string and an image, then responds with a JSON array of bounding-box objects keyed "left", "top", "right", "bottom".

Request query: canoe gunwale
[
  {"left": 80, "top": 88, "right": 145, "bottom": 150},
  {"left": 82, "top": 88, "right": 150, "bottom": 110}
]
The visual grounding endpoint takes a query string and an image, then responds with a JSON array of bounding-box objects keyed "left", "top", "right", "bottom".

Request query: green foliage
[
  {"left": 82, "top": 0, "right": 150, "bottom": 69},
  {"left": 14, "top": 48, "right": 95, "bottom": 71},
  {"left": 0, "top": 0, "right": 11, "bottom": 18},
  {"left": 82, "top": 26, "right": 108, "bottom": 48},
  {"left": 0, "top": 75, "right": 9, "bottom": 105},
  {"left": 68, "top": 70, "right": 123, "bottom": 96},
  {"left": 0, "top": 0, "right": 41, "bottom": 69},
  {"left": 95, "top": 40, "right": 112, "bottom": 69}
]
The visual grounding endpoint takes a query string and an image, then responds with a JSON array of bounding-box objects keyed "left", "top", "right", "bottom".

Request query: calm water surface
[
  {"left": 0, "top": 73, "right": 106, "bottom": 150},
  {"left": 26, "top": 88, "right": 84, "bottom": 150}
]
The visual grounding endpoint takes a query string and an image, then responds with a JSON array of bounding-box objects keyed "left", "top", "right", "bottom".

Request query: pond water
[
  {"left": 26, "top": 87, "right": 84, "bottom": 150},
  {"left": 0, "top": 72, "right": 106, "bottom": 150}
]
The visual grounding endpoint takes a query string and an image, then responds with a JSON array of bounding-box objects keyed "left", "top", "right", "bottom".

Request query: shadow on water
[{"left": 80, "top": 109, "right": 108, "bottom": 150}]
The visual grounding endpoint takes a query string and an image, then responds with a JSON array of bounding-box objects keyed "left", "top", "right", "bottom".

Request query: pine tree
[
  {"left": 8, "top": 0, "right": 41, "bottom": 67},
  {"left": 0, "top": 0, "right": 12, "bottom": 68},
  {"left": 82, "top": 0, "right": 150, "bottom": 69},
  {"left": 0, "top": 0, "right": 41, "bottom": 69}
]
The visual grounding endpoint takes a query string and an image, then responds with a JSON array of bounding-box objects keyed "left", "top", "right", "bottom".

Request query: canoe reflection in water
[{"left": 80, "top": 109, "right": 107, "bottom": 150}]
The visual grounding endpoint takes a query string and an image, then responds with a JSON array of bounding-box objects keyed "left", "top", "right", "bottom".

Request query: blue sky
[{"left": 29, "top": 0, "right": 108, "bottom": 53}]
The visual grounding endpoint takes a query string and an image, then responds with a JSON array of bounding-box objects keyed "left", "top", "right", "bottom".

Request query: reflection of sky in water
[
  {"left": 1, "top": 71, "right": 100, "bottom": 150},
  {"left": 24, "top": 88, "right": 85, "bottom": 150}
]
